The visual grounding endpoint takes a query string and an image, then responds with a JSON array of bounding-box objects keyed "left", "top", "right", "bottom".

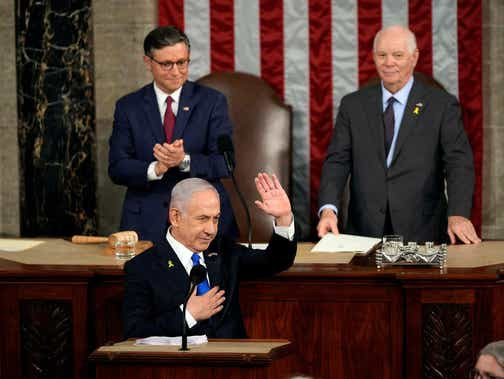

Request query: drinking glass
[
  {"left": 381, "top": 235, "right": 403, "bottom": 263},
  {"left": 114, "top": 235, "right": 136, "bottom": 259}
]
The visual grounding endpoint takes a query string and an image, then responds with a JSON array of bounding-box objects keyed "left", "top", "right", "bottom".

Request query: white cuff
[
  {"left": 318, "top": 204, "right": 338, "bottom": 217},
  {"left": 179, "top": 304, "right": 197, "bottom": 328},
  {"left": 147, "top": 161, "right": 164, "bottom": 181},
  {"left": 273, "top": 217, "right": 295, "bottom": 241}
]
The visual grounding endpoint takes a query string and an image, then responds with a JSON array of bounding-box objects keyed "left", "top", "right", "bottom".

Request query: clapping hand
[
  {"left": 153, "top": 139, "right": 185, "bottom": 173},
  {"left": 254, "top": 173, "right": 292, "bottom": 226}
]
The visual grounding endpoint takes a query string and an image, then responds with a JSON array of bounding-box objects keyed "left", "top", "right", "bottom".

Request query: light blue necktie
[{"left": 191, "top": 253, "right": 210, "bottom": 295}]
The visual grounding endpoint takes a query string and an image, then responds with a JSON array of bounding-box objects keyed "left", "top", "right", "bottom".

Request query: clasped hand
[{"left": 153, "top": 139, "right": 185, "bottom": 175}]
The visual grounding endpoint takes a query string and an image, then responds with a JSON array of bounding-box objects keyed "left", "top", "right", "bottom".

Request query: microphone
[
  {"left": 217, "top": 134, "right": 236, "bottom": 173},
  {"left": 180, "top": 264, "right": 207, "bottom": 351},
  {"left": 217, "top": 134, "right": 252, "bottom": 248}
]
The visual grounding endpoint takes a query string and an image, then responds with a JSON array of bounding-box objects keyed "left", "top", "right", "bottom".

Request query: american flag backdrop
[{"left": 159, "top": 0, "right": 482, "bottom": 239}]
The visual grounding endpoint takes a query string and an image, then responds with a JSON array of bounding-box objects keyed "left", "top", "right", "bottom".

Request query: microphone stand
[
  {"left": 230, "top": 171, "right": 252, "bottom": 249},
  {"left": 180, "top": 265, "right": 207, "bottom": 351},
  {"left": 180, "top": 282, "right": 196, "bottom": 351}
]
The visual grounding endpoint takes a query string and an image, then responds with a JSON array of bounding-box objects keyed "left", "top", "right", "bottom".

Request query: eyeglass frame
[
  {"left": 469, "top": 368, "right": 504, "bottom": 379},
  {"left": 148, "top": 56, "right": 191, "bottom": 71}
]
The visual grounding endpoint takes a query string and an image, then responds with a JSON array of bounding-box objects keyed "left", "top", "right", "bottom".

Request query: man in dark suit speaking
[
  {"left": 108, "top": 26, "right": 237, "bottom": 243},
  {"left": 123, "top": 173, "right": 296, "bottom": 339},
  {"left": 317, "top": 25, "right": 480, "bottom": 244}
]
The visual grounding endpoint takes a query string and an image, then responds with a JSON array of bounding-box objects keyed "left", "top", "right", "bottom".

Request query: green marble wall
[{"left": 16, "top": 0, "right": 96, "bottom": 236}]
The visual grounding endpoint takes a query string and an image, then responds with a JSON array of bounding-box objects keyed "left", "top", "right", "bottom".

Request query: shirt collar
[
  {"left": 381, "top": 75, "right": 414, "bottom": 106},
  {"left": 153, "top": 81, "right": 183, "bottom": 106},
  {"left": 165, "top": 226, "right": 204, "bottom": 268}
]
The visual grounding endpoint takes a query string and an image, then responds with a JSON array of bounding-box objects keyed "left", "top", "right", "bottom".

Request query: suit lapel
[
  {"left": 203, "top": 250, "right": 223, "bottom": 289},
  {"left": 142, "top": 83, "right": 166, "bottom": 144},
  {"left": 364, "top": 85, "right": 387, "bottom": 166},
  {"left": 173, "top": 81, "right": 199, "bottom": 140},
  {"left": 153, "top": 239, "right": 189, "bottom": 291},
  {"left": 390, "top": 80, "right": 428, "bottom": 165}
]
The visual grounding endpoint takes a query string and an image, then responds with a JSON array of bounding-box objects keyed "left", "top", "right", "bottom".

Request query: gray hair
[
  {"left": 479, "top": 340, "right": 504, "bottom": 369},
  {"left": 373, "top": 25, "right": 417, "bottom": 54},
  {"left": 170, "top": 178, "right": 219, "bottom": 213},
  {"left": 144, "top": 26, "right": 191, "bottom": 57}
]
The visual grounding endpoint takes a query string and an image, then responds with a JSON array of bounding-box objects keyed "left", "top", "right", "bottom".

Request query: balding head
[
  {"left": 373, "top": 25, "right": 417, "bottom": 54},
  {"left": 372, "top": 25, "right": 419, "bottom": 93}
]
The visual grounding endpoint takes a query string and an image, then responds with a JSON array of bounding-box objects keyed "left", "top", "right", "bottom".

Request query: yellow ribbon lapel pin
[
  {"left": 413, "top": 102, "right": 423, "bottom": 115},
  {"left": 168, "top": 260, "right": 174, "bottom": 268}
]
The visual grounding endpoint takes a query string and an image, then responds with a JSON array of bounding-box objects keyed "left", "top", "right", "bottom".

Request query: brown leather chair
[{"left": 197, "top": 71, "right": 292, "bottom": 242}]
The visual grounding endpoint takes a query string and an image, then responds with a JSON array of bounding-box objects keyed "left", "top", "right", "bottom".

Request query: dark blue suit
[
  {"left": 109, "top": 81, "right": 238, "bottom": 242},
  {"left": 122, "top": 233, "right": 296, "bottom": 339}
]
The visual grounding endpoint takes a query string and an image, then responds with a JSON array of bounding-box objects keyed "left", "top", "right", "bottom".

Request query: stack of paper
[
  {"left": 311, "top": 233, "right": 381, "bottom": 254},
  {"left": 135, "top": 335, "right": 208, "bottom": 346}
]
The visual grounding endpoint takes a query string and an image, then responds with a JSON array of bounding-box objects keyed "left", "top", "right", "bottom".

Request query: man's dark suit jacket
[
  {"left": 319, "top": 77, "right": 474, "bottom": 243},
  {"left": 123, "top": 233, "right": 296, "bottom": 339},
  {"left": 108, "top": 81, "right": 238, "bottom": 242}
]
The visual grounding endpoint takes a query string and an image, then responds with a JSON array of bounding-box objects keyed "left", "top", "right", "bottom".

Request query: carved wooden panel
[
  {"left": 422, "top": 304, "right": 472, "bottom": 379},
  {"left": 20, "top": 300, "right": 73, "bottom": 379}
]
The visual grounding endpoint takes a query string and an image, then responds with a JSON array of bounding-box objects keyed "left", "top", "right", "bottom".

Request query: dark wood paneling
[
  {"left": 20, "top": 300, "right": 73, "bottom": 379},
  {"left": 1, "top": 254, "right": 504, "bottom": 378},
  {"left": 240, "top": 279, "right": 403, "bottom": 379}
]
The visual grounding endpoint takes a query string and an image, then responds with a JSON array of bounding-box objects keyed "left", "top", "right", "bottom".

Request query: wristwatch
[{"left": 179, "top": 154, "right": 191, "bottom": 172}]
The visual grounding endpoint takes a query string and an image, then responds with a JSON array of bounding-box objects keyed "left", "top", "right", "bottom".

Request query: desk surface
[
  {"left": 0, "top": 238, "right": 504, "bottom": 274},
  {"left": 89, "top": 339, "right": 292, "bottom": 365}
]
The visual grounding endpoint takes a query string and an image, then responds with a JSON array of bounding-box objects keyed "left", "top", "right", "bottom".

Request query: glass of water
[
  {"left": 114, "top": 235, "right": 136, "bottom": 259},
  {"left": 381, "top": 235, "right": 404, "bottom": 263}
]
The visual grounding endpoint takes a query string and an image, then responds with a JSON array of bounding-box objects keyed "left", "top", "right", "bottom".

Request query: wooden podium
[{"left": 89, "top": 339, "right": 295, "bottom": 379}]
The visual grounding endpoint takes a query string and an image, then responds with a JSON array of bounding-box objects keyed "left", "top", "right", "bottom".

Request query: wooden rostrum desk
[{"left": 0, "top": 239, "right": 503, "bottom": 378}]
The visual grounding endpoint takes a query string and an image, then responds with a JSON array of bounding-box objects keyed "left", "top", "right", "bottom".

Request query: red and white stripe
[{"left": 159, "top": 0, "right": 482, "bottom": 238}]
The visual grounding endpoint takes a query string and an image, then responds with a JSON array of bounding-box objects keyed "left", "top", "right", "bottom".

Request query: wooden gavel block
[{"left": 71, "top": 231, "right": 139, "bottom": 247}]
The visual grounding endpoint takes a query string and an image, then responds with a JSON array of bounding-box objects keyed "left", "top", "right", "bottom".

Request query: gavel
[{"left": 71, "top": 231, "right": 139, "bottom": 247}]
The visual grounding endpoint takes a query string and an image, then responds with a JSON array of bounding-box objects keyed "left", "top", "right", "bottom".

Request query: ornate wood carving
[
  {"left": 422, "top": 304, "right": 472, "bottom": 379},
  {"left": 20, "top": 300, "right": 73, "bottom": 379}
]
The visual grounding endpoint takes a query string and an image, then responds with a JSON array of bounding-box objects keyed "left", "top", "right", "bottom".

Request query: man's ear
[
  {"left": 169, "top": 208, "right": 180, "bottom": 226},
  {"left": 143, "top": 55, "right": 152, "bottom": 72}
]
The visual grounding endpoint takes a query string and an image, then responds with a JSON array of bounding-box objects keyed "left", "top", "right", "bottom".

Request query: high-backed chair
[{"left": 197, "top": 72, "right": 292, "bottom": 242}]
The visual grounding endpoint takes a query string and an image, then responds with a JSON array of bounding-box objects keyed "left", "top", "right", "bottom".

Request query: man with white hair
[
  {"left": 123, "top": 173, "right": 296, "bottom": 339},
  {"left": 471, "top": 340, "right": 504, "bottom": 379},
  {"left": 317, "top": 25, "right": 480, "bottom": 244}
]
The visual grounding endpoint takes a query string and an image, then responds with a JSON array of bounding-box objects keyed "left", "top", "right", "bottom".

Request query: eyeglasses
[
  {"left": 469, "top": 368, "right": 504, "bottom": 379},
  {"left": 148, "top": 56, "right": 190, "bottom": 71}
]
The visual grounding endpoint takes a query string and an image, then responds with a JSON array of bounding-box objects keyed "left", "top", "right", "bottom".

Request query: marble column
[
  {"left": 16, "top": 0, "right": 96, "bottom": 236},
  {"left": 0, "top": 1, "right": 20, "bottom": 236},
  {"left": 482, "top": 0, "right": 504, "bottom": 239},
  {"left": 93, "top": 0, "right": 156, "bottom": 236}
]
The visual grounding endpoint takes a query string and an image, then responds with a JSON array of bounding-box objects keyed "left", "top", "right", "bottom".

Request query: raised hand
[{"left": 254, "top": 173, "right": 292, "bottom": 226}]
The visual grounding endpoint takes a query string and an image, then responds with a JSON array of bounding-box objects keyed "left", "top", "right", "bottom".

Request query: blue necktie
[{"left": 191, "top": 253, "right": 210, "bottom": 295}]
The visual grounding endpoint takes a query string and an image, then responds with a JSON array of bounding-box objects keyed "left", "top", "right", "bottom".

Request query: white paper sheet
[
  {"left": 311, "top": 233, "right": 381, "bottom": 254},
  {"left": 0, "top": 239, "right": 44, "bottom": 252},
  {"left": 135, "top": 335, "right": 208, "bottom": 346}
]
